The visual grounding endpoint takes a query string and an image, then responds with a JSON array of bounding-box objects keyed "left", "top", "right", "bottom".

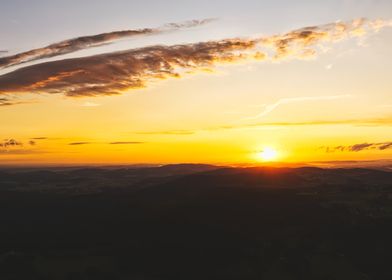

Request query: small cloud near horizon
[
  {"left": 30, "top": 137, "right": 48, "bottom": 140},
  {"left": 109, "top": 141, "right": 144, "bottom": 145},
  {"left": 136, "top": 130, "right": 195, "bottom": 135},
  {"left": 68, "top": 142, "right": 93, "bottom": 145},
  {"left": 323, "top": 141, "right": 392, "bottom": 153},
  {"left": 68, "top": 141, "right": 145, "bottom": 145}
]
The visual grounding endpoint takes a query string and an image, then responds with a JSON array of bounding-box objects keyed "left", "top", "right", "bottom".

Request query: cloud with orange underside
[{"left": 0, "top": 18, "right": 390, "bottom": 103}]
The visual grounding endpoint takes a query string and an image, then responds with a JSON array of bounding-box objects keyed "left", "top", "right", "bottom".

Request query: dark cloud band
[
  {"left": 325, "top": 141, "right": 392, "bottom": 152},
  {"left": 0, "top": 19, "right": 215, "bottom": 69},
  {"left": 0, "top": 39, "right": 258, "bottom": 97},
  {"left": 0, "top": 18, "right": 389, "bottom": 103}
]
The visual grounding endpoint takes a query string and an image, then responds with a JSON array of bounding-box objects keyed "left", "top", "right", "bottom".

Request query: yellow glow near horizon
[
  {"left": 0, "top": 20, "right": 392, "bottom": 166},
  {"left": 257, "top": 147, "right": 279, "bottom": 162}
]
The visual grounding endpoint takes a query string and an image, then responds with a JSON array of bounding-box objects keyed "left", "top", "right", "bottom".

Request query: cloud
[
  {"left": 0, "top": 96, "right": 38, "bottom": 106},
  {"left": 68, "top": 141, "right": 144, "bottom": 145},
  {"left": 379, "top": 142, "right": 392, "bottom": 150},
  {"left": 0, "top": 138, "right": 46, "bottom": 155},
  {"left": 68, "top": 142, "right": 92, "bottom": 145},
  {"left": 206, "top": 117, "right": 392, "bottom": 133},
  {"left": 80, "top": 101, "right": 101, "bottom": 107},
  {"left": 350, "top": 143, "right": 374, "bottom": 152},
  {"left": 0, "top": 97, "right": 14, "bottom": 106},
  {"left": 0, "top": 39, "right": 258, "bottom": 98},
  {"left": 0, "top": 18, "right": 390, "bottom": 103},
  {"left": 109, "top": 141, "right": 144, "bottom": 145},
  {"left": 325, "top": 141, "right": 392, "bottom": 152},
  {"left": 30, "top": 137, "right": 48, "bottom": 140},
  {"left": 0, "top": 149, "right": 41, "bottom": 155},
  {"left": 239, "top": 94, "right": 351, "bottom": 121},
  {"left": 0, "top": 19, "right": 215, "bottom": 69},
  {"left": 0, "top": 97, "right": 32, "bottom": 106},
  {"left": 0, "top": 138, "right": 23, "bottom": 148},
  {"left": 260, "top": 18, "right": 379, "bottom": 59},
  {"left": 0, "top": 137, "right": 46, "bottom": 156},
  {"left": 135, "top": 130, "right": 195, "bottom": 135},
  {"left": 130, "top": 116, "right": 392, "bottom": 136}
]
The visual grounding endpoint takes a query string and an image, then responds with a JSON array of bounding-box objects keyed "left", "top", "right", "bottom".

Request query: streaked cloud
[
  {"left": 68, "top": 142, "right": 92, "bottom": 145},
  {"left": 129, "top": 117, "right": 392, "bottom": 136},
  {"left": 136, "top": 130, "right": 195, "bottom": 135},
  {"left": 0, "top": 39, "right": 258, "bottom": 98},
  {"left": 239, "top": 94, "right": 351, "bottom": 121},
  {"left": 0, "top": 18, "right": 390, "bottom": 103},
  {"left": 0, "top": 97, "right": 14, "bottom": 106},
  {"left": 239, "top": 117, "right": 392, "bottom": 128},
  {"left": 0, "top": 19, "right": 215, "bottom": 69},
  {"left": 30, "top": 137, "right": 48, "bottom": 140},
  {"left": 0, "top": 149, "right": 42, "bottom": 155},
  {"left": 68, "top": 141, "right": 144, "bottom": 145},
  {"left": 324, "top": 141, "right": 392, "bottom": 152},
  {"left": 0, "top": 97, "right": 32, "bottom": 106},
  {"left": 109, "top": 141, "right": 144, "bottom": 145},
  {"left": 380, "top": 142, "right": 392, "bottom": 150}
]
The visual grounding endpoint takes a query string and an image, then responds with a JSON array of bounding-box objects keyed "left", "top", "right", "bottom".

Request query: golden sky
[{"left": 0, "top": 4, "right": 392, "bottom": 166}]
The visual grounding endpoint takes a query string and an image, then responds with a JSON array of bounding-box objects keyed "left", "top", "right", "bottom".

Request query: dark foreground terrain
[{"left": 0, "top": 164, "right": 392, "bottom": 280}]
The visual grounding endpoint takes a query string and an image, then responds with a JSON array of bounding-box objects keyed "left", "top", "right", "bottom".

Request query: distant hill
[{"left": 0, "top": 165, "right": 391, "bottom": 279}]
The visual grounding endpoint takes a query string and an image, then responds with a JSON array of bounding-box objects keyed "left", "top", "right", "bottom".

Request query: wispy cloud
[
  {"left": 239, "top": 94, "right": 351, "bottom": 121},
  {"left": 0, "top": 18, "right": 390, "bottom": 103},
  {"left": 109, "top": 141, "right": 144, "bottom": 145},
  {"left": 0, "top": 97, "right": 14, "bottom": 106},
  {"left": 260, "top": 18, "right": 390, "bottom": 59},
  {"left": 0, "top": 19, "right": 215, "bottom": 69},
  {"left": 0, "top": 97, "right": 33, "bottom": 106},
  {"left": 324, "top": 141, "right": 392, "bottom": 152},
  {"left": 0, "top": 149, "right": 43, "bottom": 155},
  {"left": 0, "top": 39, "right": 258, "bottom": 98},
  {"left": 80, "top": 101, "right": 101, "bottom": 107},
  {"left": 136, "top": 130, "right": 195, "bottom": 135},
  {"left": 325, "top": 64, "right": 333, "bottom": 70},
  {"left": 30, "top": 137, "right": 48, "bottom": 140},
  {"left": 68, "top": 141, "right": 144, "bottom": 145},
  {"left": 0, "top": 139, "right": 23, "bottom": 148},
  {"left": 68, "top": 142, "right": 92, "bottom": 145},
  {"left": 130, "top": 117, "right": 392, "bottom": 136}
]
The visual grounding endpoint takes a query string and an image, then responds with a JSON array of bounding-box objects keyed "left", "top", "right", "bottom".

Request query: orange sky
[{"left": 0, "top": 11, "right": 392, "bottom": 166}]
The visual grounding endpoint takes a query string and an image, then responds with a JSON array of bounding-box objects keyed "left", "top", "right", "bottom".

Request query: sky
[{"left": 0, "top": 0, "right": 392, "bottom": 166}]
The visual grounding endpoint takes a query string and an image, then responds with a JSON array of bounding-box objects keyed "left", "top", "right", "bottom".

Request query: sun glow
[{"left": 257, "top": 147, "right": 279, "bottom": 162}]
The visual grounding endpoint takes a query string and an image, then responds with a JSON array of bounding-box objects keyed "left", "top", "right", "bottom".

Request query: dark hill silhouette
[{"left": 0, "top": 165, "right": 391, "bottom": 279}]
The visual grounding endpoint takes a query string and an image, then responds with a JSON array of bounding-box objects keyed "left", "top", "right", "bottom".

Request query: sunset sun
[
  {"left": 1, "top": 1, "right": 392, "bottom": 279},
  {"left": 257, "top": 147, "right": 279, "bottom": 162}
]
